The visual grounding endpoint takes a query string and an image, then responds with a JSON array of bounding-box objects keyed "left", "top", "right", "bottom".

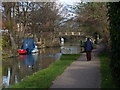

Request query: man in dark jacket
[{"left": 84, "top": 38, "right": 93, "bottom": 61}]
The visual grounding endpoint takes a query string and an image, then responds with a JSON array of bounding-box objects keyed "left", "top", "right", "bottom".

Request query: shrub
[{"left": 107, "top": 2, "right": 120, "bottom": 85}]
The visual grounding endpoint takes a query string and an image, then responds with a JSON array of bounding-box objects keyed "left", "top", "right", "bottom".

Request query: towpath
[{"left": 51, "top": 44, "right": 104, "bottom": 88}]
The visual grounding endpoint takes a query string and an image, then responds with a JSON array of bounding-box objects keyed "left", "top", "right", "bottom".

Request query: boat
[
  {"left": 31, "top": 45, "right": 39, "bottom": 53},
  {"left": 18, "top": 49, "right": 27, "bottom": 54},
  {"left": 18, "top": 39, "right": 38, "bottom": 54}
]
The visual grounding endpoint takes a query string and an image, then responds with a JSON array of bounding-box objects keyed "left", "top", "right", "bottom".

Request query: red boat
[{"left": 18, "top": 49, "right": 27, "bottom": 54}]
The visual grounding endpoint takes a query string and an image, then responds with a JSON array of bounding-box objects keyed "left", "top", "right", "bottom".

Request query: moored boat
[
  {"left": 18, "top": 49, "right": 27, "bottom": 54},
  {"left": 18, "top": 39, "right": 38, "bottom": 54}
]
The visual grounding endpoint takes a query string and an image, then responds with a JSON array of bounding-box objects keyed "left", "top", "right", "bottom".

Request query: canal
[{"left": 2, "top": 41, "right": 82, "bottom": 88}]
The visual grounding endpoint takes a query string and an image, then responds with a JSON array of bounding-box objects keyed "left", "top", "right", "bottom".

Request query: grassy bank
[
  {"left": 99, "top": 52, "right": 119, "bottom": 88},
  {"left": 9, "top": 54, "right": 80, "bottom": 88}
]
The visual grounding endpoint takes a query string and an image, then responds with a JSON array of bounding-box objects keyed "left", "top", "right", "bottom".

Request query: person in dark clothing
[{"left": 84, "top": 38, "right": 93, "bottom": 61}]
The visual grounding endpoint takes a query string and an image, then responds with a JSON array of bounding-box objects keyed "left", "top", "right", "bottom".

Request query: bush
[{"left": 108, "top": 2, "right": 120, "bottom": 85}]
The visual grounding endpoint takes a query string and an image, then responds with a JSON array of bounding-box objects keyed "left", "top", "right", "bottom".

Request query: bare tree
[
  {"left": 2, "top": 2, "right": 64, "bottom": 52},
  {"left": 75, "top": 2, "right": 108, "bottom": 37},
  {"left": 29, "top": 2, "right": 62, "bottom": 46},
  {"left": 74, "top": 2, "right": 109, "bottom": 46}
]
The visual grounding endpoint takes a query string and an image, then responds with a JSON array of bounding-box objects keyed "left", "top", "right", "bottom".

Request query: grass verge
[
  {"left": 9, "top": 54, "right": 80, "bottom": 88},
  {"left": 99, "top": 51, "right": 119, "bottom": 88}
]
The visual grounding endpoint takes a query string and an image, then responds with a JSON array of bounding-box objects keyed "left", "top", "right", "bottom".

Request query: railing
[{"left": 59, "top": 32, "right": 81, "bottom": 36}]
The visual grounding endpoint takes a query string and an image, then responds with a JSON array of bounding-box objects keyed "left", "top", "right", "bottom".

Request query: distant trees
[
  {"left": 75, "top": 2, "right": 109, "bottom": 44},
  {"left": 107, "top": 2, "right": 120, "bottom": 85}
]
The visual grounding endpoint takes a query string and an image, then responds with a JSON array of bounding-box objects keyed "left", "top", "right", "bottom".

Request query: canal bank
[{"left": 8, "top": 54, "right": 80, "bottom": 88}]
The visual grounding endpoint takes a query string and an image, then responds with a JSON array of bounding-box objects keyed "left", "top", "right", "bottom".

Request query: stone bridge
[
  {"left": 57, "top": 32, "right": 85, "bottom": 41},
  {"left": 58, "top": 32, "right": 81, "bottom": 36}
]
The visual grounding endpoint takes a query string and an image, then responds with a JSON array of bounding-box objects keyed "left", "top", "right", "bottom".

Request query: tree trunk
[
  {"left": 33, "top": 34, "right": 38, "bottom": 43},
  {"left": 9, "top": 32, "right": 17, "bottom": 56}
]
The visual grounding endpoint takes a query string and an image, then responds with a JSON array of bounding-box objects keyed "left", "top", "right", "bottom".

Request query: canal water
[{"left": 2, "top": 41, "right": 82, "bottom": 88}]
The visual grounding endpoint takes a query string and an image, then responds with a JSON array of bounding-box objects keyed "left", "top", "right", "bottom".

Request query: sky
[
  {"left": 58, "top": 0, "right": 81, "bottom": 5},
  {"left": 56, "top": 0, "right": 79, "bottom": 26},
  {"left": 58, "top": 0, "right": 120, "bottom": 3}
]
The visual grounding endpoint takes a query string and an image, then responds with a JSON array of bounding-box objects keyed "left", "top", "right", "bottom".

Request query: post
[
  {"left": 65, "top": 32, "right": 67, "bottom": 35},
  {"left": 72, "top": 32, "right": 74, "bottom": 35}
]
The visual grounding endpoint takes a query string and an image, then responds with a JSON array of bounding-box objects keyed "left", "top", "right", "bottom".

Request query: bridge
[
  {"left": 57, "top": 32, "right": 85, "bottom": 41},
  {"left": 58, "top": 32, "right": 83, "bottom": 36}
]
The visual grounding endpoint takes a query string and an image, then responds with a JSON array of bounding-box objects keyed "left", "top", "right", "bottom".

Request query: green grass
[
  {"left": 9, "top": 54, "right": 80, "bottom": 88},
  {"left": 99, "top": 52, "right": 119, "bottom": 88}
]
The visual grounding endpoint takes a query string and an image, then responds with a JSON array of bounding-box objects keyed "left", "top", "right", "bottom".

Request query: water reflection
[
  {"left": 2, "top": 41, "right": 81, "bottom": 88},
  {"left": 2, "top": 47, "right": 62, "bottom": 87},
  {"left": 2, "top": 68, "right": 10, "bottom": 88},
  {"left": 61, "top": 42, "right": 81, "bottom": 54},
  {"left": 20, "top": 54, "right": 37, "bottom": 68}
]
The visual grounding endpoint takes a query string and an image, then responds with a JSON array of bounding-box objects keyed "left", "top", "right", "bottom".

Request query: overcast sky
[{"left": 58, "top": 0, "right": 81, "bottom": 5}]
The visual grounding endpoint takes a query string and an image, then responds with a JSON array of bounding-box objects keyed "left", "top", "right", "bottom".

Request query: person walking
[{"left": 84, "top": 38, "right": 93, "bottom": 61}]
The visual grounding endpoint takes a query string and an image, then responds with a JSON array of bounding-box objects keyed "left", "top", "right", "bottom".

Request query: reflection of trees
[
  {"left": 41, "top": 56, "right": 56, "bottom": 69},
  {"left": 2, "top": 58, "right": 20, "bottom": 84},
  {"left": 3, "top": 53, "right": 44, "bottom": 85},
  {"left": 40, "top": 47, "right": 61, "bottom": 55},
  {"left": 2, "top": 47, "right": 61, "bottom": 86},
  {"left": 40, "top": 47, "right": 61, "bottom": 68},
  {"left": 16, "top": 55, "right": 42, "bottom": 83}
]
